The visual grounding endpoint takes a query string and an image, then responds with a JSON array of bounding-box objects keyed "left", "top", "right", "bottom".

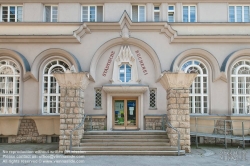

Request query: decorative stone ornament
[
  {"left": 53, "top": 72, "right": 89, "bottom": 90},
  {"left": 159, "top": 71, "right": 197, "bottom": 153},
  {"left": 111, "top": 46, "right": 139, "bottom": 84},
  {"left": 120, "top": 24, "right": 130, "bottom": 40},
  {"left": 159, "top": 71, "right": 197, "bottom": 90}
]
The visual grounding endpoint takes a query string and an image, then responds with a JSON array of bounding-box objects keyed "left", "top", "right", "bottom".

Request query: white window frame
[
  {"left": 44, "top": 5, "right": 58, "bottom": 22},
  {"left": 1, "top": 5, "right": 23, "bottom": 22},
  {"left": 42, "top": 60, "right": 69, "bottom": 114},
  {"left": 231, "top": 60, "right": 250, "bottom": 114},
  {"left": 119, "top": 63, "right": 132, "bottom": 83},
  {"left": 81, "top": 5, "right": 97, "bottom": 22},
  {"left": 182, "top": 5, "right": 197, "bottom": 22},
  {"left": 181, "top": 60, "right": 209, "bottom": 114},
  {"left": 131, "top": 5, "right": 146, "bottom": 22},
  {"left": 153, "top": 6, "right": 160, "bottom": 22},
  {"left": 0, "top": 60, "right": 20, "bottom": 114},
  {"left": 228, "top": 5, "right": 250, "bottom": 22},
  {"left": 168, "top": 5, "right": 175, "bottom": 22}
]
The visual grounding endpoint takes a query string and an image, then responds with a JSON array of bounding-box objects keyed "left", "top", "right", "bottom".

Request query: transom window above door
[{"left": 119, "top": 63, "right": 131, "bottom": 83}]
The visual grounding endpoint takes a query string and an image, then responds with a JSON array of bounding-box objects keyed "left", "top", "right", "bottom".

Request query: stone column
[
  {"left": 159, "top": 71, "right": 197, "bottom": 153},
  {"left": 53, "top": 72, "right": 89, "bottom": 151}
]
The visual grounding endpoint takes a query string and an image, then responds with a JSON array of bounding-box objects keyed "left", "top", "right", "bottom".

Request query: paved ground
[{"left": 0, "top": 144, "right": 249, "bottom": 166}]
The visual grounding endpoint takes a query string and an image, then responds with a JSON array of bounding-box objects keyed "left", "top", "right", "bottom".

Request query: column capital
[
  {"left": 53, "top": 72, "right": 90, "bottom": 90},
  {"left": 159, "top": 71, "right": 197, "bottom": 90}
]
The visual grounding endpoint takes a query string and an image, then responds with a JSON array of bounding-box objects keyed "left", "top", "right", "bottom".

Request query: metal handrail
[
  {"left": 166, "top": 115, "right": 180, "bottom": 156},
  {"left": 69, "top": 114, "right": 87, "bottom": 151}
]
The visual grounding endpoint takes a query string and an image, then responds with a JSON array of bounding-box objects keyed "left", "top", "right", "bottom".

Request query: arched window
[
  {"left": 0, "top": 60, "right": 20, "bottom": 114},
  {"left": 119, "top": 64, "right": 131, "bottom": 82},
  {"left": 43, "top": 60, "right": 69, "bottom": 114},
  {"left": 231, "top": 60, "right": 250, "bottom": 114},
  {"left": 181, "top": 60, "right": 208, "bottom": 114}
]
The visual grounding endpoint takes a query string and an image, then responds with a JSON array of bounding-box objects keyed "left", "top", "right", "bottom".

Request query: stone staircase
[{"left": 69, "top": 131, "right": 185, "bottom": 155}]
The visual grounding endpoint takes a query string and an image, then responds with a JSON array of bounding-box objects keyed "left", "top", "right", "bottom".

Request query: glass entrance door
[{"left": 113, "top": 98, "right": 137, "bottom": 129}]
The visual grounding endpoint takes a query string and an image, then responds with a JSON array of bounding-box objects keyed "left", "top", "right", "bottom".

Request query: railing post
[
  {"left": 90, "top": 116, "right": 93, "bottom": 131},
  {"left": 70, "top": 131, "right": 72, "bottom": 151},
  {"left": 195, "top": 117, "right": 198, "bottom": 149},
  {"left": 224, "top": 120, "right": 227, "bottom": 149},
  {"left": 242, "top": 121, "right": 245, "bottom": 149}
]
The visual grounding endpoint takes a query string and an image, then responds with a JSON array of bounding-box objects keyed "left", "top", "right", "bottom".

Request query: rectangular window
[
  {"left": 45, "top": 6, "right": 58, "bottom": 22},
  {"left": 1, "top": 6, "right": 22, "bottom": 22},
  {"left": 154, "top": 6, "right": 160, "bottom": 22},
  {"left": 229, "top": 6, "right": 250, "bottom": 22},
  {"left": 132, "top": 5, "right": 146, "bottom": 22},
  {"left": 95, "top": 88, "right": 102, "bottom": 108},
  {"left": 51, "top": 136, "right": 59, "bottom": 143},
  {"left": 149, "top": 88, "right": 157, "bottom": 109},
  {"left": 168, "top": 5, "right": 175, "bottom": 22},
  {"left": 82, "top": 6, "right": 103, "bottom": 22},
  {"left": 183, "top": 5, "right": 196, "bottom": 22},
  {"left": 0, "top": 137, "right": 8, "bottom": 143}
]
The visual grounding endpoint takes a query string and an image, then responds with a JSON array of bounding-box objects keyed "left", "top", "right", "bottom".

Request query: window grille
[{"left": 149, "top": 88, "right": 157, "bottom": 109}]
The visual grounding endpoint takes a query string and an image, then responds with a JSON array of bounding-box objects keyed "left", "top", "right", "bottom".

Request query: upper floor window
[
  {"left": 154, "top": 6, "right": 160, "bottom": 22},
  {"left": 132, "top": 5, "right": 146, "bottom": 22},
  {"left": 231, "top": 60, "right": 250, "bottom": 114},
  {"left": 81, "top": 5, "right": 103, "bottom": 22},
  {"left": 43, "top": 60, "right": 69, "bottom": 114},
  {"left": 0, "top": 60, "right": 20, "bottom": 114},
  {"left": 183, "top": 5, "right": 196, "bottom": 22},
  {"left": 1, "top": 6, "right": 22, "bottom": 22},
  {"left": 229, "top": 6, "right": 250, "bottom": 22},
  {"left": 181, "top": 60, "right": 208, "bottom": 114},
  {"left": 45, "top": 6, "right": 58, "bottom": 22},
  {"left": 119, "top": 64, "right": 131, "bottom": 83},
  {"left": 168, "top": 5, "right": 175, "bottom": 22}
]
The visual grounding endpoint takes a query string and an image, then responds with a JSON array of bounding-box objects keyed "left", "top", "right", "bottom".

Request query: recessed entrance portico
[{"left": 103, "top": 85, "right": 148, "bottom": 131}]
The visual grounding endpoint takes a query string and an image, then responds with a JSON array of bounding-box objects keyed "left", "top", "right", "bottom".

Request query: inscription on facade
[
  {"left": 135, "top": 50, "right": 148, "bottom": 75},
  {"left": 102, "top": 51, "right": 115, "bottom": 77}
]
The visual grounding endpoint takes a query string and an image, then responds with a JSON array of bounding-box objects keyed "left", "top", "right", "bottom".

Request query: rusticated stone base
[
  {"left": 145, "top": 118, "right": 164, "bottom": 130},
  {"left": 85, "top": 118, "right": 106, "bottom": 131},
  {"left": 59, "top": 87, "right": 84, "bottom": 151},
  {"left": 167, "top": 88, "right": 191, "bottom": 153},
  {"left": 11, "top": 119, "right": 46, "bottom": 143}
]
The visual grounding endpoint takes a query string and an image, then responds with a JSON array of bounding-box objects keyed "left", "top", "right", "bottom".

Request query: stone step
[
  {"left": 84, "top": 131, "right": 167, "bottom": 135},
  {"left": 82, "top": 135, "right": 168, "bottom": 139},
  {"left": 81, "top": 138, "right": 168, "bottom": 142},
  {"left": 80, "top": 142, "right": 170, "bottom": 146},
  {"left": 72, "top": 146, "right": 177, "bottom": 151},
  {"left": 65, "top": 150, "right": 185, "bottom": 156}
]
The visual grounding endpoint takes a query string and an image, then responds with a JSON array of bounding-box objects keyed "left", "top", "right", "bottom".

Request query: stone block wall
[
  {"left": 167, "top": 88, "right": 191, "bottom": 153},
  {"left": 84, "top": 118, "right": 106, "bottom": 131},
  {"left": 59, "top": 87, "right": 84, "bottom": 151},
  {"left": 145, "top": 118, "right": 164, "bottom": 130},
  {"left": 11, "top": 119, "right": 46, "bottom": 143}
]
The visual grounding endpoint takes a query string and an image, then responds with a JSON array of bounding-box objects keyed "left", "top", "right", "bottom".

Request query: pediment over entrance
[{"left": 103, "top": 84, "right": 148, "bottom": 94}]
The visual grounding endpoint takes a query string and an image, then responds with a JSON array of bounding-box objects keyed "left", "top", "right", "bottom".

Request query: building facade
[{"left": 0, "top": 0, "right": 249, "bottom": 151}]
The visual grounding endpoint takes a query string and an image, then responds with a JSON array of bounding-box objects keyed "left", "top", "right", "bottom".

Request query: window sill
[
  {"left": 94, "top": 107, "right": 102, "bottom": 110},
  {"left": 149, "top": 108, "right": 157, "bottom": 110}
]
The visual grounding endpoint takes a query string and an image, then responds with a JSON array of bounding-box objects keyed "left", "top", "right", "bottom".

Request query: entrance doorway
[{"left": 113, "top": 98, "right": 138, "bottom": 130}]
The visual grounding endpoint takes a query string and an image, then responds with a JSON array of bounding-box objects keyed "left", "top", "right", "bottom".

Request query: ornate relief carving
[
  {"left": 112, "top": 46, "right": 139, "bottom": 84},
  {"left": 120, "top": 24, "right": 130, "bottom": 40}
]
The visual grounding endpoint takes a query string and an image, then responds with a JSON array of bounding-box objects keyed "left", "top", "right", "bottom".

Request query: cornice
[{"left": 1, "top": 0, "right": 250, "bottom": 3}]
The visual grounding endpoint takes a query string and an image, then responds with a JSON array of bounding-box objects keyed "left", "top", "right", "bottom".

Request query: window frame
[
  {"left": 44, "top": 5, "right": 58, "bottom": 22},
  {"left": 168, "top": 5, "right": 175, "bottom": 22},
  {"left": 131, "top": 5, "right": 146, "bottom": 22},
  {"left": 153, "top": 6, "right": 160, "bottom": 22},
  {"left": 182, "top": 5, "right": 197, "bottom": 22},
  {"left": 149, "top": 88, "right": 157, "bottom": 109},
  {"left": 42, "top": 60, "right": 70, "bottom": 115},
  {"left": 94, "top": 87, "right": 102, "bottom": 109},
  {"left": 0, "top": 59, "right": 20, "bottom": 115},
  {"left": 119, "top": 63, "right": 132, "bottom": 83},
  {"left": 1, "top": 5, "right": 23, "bottom": 22},
  {"left": 81, "top": 5, "right": 98, "bottom": 22},
  {"left": 230, "top": 60, "right": 250, "bottom": 115},
  {"left": 181, "top": 60, "right": 209, "bottom": 114},
  {"left": 228, "top": 5, "right": 250, "bottom": 22}
]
